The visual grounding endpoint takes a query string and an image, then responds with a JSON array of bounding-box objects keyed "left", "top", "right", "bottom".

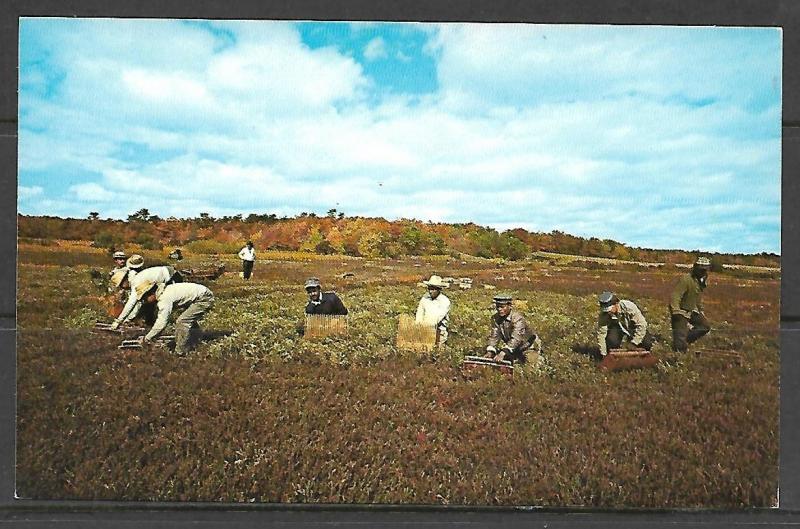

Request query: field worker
[
  {"left": 109, "top": 257, "right": 184, "bottom": 329},
  {"left": 304, "top": 277, "right": 348, "bottom": 315},
  {"left": 238, "top": 241, "right": 256, "bottom": 280},
  {"left": 138, "top": 281, "right": 215, "bottom": 356},
  {"left": 109, "top": 250, "right": 127, "bottom": 278},
  {"left": 485, "top": 294, "right": 542, "bottom": 364},
  {"left": 415, "top": 275, "right": 451, "bottom": 344},
  {"left": 597, "top": 291, "right": 654, "bottom": 357},
  {"left": 670, "top": 256, "right": 713, "bottom": 352}
]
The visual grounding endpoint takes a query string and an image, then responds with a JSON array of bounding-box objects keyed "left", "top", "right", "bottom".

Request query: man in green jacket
[{"left": 670, "top": 256, "right": 712, "bottom": 352}]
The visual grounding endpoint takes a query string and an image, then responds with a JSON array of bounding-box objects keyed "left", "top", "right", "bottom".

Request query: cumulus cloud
[
  {"left": 17, "top": 19, "right": 781, "bottom": 253},
  {"left": 364, "top": 37, "right": 388, "bottom": 60}
]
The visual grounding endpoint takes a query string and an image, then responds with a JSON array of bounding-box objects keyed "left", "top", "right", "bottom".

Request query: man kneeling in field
[
  {"left": 138, "top": 281, "right": 215, "bottom": 356},
  {"left": 485, "top": 295, "right": 542, "bottom": 364},
  {"left": 597, "top": 291, "right": 654, "bottom": 357}
]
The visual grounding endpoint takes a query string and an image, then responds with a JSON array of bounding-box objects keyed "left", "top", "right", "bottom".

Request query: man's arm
[
  {"left": 415, "top": 298, "right": 426, "bottom": 323},
  {"left": 333, "top": 295, "right": 348, "bottom": 315},
  {"left": 486, "top": 318, "right": 500, "bottom": 350},
  {"left": 145, "top": 301, "right": 173, "bottom": 341},
  {"left": 627, "top": 302, "right": 648, "bottom": 345},
  {"left": 114, "top": 286, "right": 140, "bottom": 324},
  {"left": 670, "top": 276, "right": 689, "bottom": 317}
]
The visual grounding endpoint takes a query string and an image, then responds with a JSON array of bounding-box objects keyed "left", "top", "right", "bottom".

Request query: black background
[{"left": 1, "top": 1, "right": 798, "bottom": 527}]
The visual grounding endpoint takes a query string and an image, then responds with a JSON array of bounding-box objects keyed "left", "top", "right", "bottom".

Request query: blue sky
[{"left": 18, "top": 19, "right": 781, "bottom": 254}]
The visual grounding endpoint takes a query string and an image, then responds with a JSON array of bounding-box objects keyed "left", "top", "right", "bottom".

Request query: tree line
[{"left": 17, "top": 211, "right": 780, "bottom": 267}]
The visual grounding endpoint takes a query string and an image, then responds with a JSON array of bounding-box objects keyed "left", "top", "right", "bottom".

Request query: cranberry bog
[{"left": 16, "top": 244, "right": 779, "bottom": 507}]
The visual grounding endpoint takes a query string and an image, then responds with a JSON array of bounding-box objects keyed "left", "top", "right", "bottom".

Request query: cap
[
  {"left": 126, "top": 254, "right": 145, "bottom": 270},
  {"left": 694, "top": 256, "right": 712, "bottom": 268},
  {"left": 112, "top": 251, "right": 127, "bottom": 259},
  {"left": 598, "top": 291, "right": 619, "bottom": 312},
  {"left": 493, "top": 294, "right": 513, "bottom": 304},
  {"left": 304, "top": 277, "right": 321, "bottom": 290}
]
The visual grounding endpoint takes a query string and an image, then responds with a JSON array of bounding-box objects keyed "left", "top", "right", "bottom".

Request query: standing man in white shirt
[
  {"left": 415, "top": 275, "right": 451, "bottom": 344},
  {"left": 238, "top": 241, "right": 256, "bottom": 280},
  {"left": 138, "top": 281, "right": 215, "bottom": 356}
]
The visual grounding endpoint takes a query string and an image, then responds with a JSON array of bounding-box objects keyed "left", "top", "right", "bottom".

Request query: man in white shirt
[
  {"left": 138, "top": 281, "right": 215, "bottom": 356},
  {"left": 238, "top": 241, "right": 256, "bottom": 280},
  {"left": 109, "top": 255, "right": 182, "bottom": 329},
  {"left": 415, "top": 275, "right": 451, "bottom": 344}
]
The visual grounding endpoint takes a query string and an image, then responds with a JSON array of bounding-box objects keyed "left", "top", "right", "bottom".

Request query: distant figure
[
  {"left": 238, "top": 241, "right": 256, "bottom": 280},
  {"left": 670, "top": 256, "right": 712, "bottom": 352},
  {"left": 169, "top": 248, "right": 183, "bottom": 261},
  {"left": 109, "top": 258, "right": 183, "bottom": 329},
  {"left": 415, "top": 275, "right": 451, "bottom": 344},
  {"left": 109, "top": 250, "right": 127, "bottom": 278},
  {"left": 597, "top": 291, "right": 654, "bottom": 357},
  {"left": 485, "top": 294, "right": 541, "bottom": 364},
  {"left": 304, "top": 277, "right": 348, "bottom": 315},
  {"left": 138, "top": 281, "right": 215, "bottom": 356}
]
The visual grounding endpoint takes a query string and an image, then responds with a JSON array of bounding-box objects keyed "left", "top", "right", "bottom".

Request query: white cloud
[
  {"left": 364, "top": 37, "right": 388, "bottom": 61},
  {"left": 70, "top": 183, "right": 117, "bottom": 202},
  {"left": 18, "top": 186, "right": 43, "bottom": 200},
  {"left": 17, "top": 20, "right": 781, "bottom": 253}
]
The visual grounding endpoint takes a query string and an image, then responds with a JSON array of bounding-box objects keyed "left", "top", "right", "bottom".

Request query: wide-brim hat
[
  {"left": 694, "top": 256, "right": 712, "bottom": 269},
  {"left": 109, "top": 269, "right": 129, "bottom": 289},
  {"left": 126, "top": 254, "right": 145, "bottom": 270},
  {"left": 423, "top": 275, "right": 448, "bottom": 289},
  {"left": 304, "top": 277, "right": 321, "bottom": 290},
  {"left": 134, "top": 280, "right": 157, "bottom": 300}
]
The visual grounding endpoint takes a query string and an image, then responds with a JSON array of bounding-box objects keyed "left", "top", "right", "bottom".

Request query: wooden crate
[
  {"left": 695, "top": 348, "right": 744, "bottom": 366},
  {"left": 461, "top": 355, "right": 514, "bottom": 379},
  {"left": 304, "top": 314, "right": 348, "bottom": 339},
  {"left": 598, "top": 349, "right": 658, "bottom": 372},
  {"left": 396, "top": 314, "right": 437, "bottom": 352}
]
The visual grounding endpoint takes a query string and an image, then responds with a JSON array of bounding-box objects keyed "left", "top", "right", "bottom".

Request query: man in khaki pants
[{"left": 138, "top": 281, "right": 215, "bottom": 356}]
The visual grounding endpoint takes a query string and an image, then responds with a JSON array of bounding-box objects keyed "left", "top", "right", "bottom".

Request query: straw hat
[
  {"left": 126, "top": 254, "right": 145, "bottom": 270},
  {"left": 109, "top": 269, "right": 129, "bottom": 289},
  {"left": 423, "top": 275, "right": 448, "bottom": 289},
  {"left": 134, "top": 280, "right": 156, "bottom": 300}
]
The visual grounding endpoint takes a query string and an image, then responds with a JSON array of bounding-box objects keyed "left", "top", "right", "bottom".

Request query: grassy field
[{"left": 16, "top": 242, "right": 779, "bottom": 507}]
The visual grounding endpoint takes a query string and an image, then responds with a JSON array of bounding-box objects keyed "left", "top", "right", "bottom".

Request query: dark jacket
[
  {"left": 305, "top": 292, "right": 348, "bottom": 316},
  {"left": 487, "top": 309, "right": 537, "bottom": 354},
  {"left": 669, "top": 273, "right": 706, "bottom": 317}
]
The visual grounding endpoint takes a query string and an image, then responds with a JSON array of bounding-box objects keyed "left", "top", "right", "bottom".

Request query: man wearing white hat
[
  {"left": 109, "top": 254, "right": 183, "bottom": 329},
  {"left": 415, "top": 275, "right": 451, "bottom": 344},
  {"left": 669, "top": 256, "right": 713, "bottom": 352},
  {"left": 108, "top": 250, "right": 128, "bottom": 279},
  {"left": 137, "top": 281, "right": 215, "bottom": 356}
]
